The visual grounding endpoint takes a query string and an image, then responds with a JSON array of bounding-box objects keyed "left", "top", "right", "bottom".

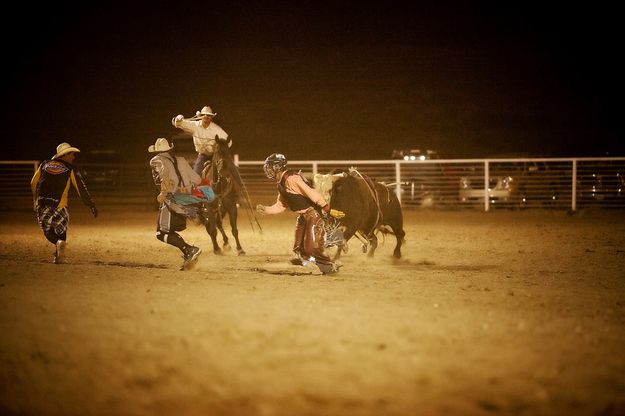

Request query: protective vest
[{"left": 278, "top": 170, "right": 314, "bottom": 212}]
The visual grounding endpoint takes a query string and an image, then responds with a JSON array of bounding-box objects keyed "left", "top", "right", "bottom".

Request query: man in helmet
[
  {"left": 256, "top": 153, "right": 345, "bottom": 275},
  {"left": 171, "top": 105, "right": 230, "bottom": 175}
]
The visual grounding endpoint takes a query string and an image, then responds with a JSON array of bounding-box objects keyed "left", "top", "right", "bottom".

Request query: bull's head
[{"left": 313, "top": 172, "right": 347, "bottom": 202}]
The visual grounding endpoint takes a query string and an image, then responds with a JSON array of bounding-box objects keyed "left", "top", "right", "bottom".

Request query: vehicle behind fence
[{"left": 2, "top": 157, "right": 624, "bottom": 211}]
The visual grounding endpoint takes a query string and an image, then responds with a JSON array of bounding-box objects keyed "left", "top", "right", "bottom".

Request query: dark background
[{"left": 2, "top": 1, "right": 623, "bottom": 162}]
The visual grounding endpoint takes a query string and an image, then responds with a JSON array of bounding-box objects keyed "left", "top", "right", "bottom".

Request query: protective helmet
[{"left": 263, "top": 153, "right": 287, "bottom": 179}]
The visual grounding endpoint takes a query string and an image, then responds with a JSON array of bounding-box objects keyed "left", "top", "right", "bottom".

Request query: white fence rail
[{"left": 2, "top": 158, "right": 624, "bottom": 211}]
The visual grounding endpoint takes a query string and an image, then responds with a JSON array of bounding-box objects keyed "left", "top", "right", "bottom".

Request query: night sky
[{"left": 2, "top": 2, "right": 623, "bottom": 162}]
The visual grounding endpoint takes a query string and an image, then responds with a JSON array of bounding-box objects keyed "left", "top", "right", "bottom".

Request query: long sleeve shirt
[
  {"left": 149, "top": 152, "right": 201, "bottom": 194},
  {"left": 172, "top": 119, "right": 229, "bottom": 156},
  {"left": 31, "top": 159, "right": 95, "bottom": 209}
]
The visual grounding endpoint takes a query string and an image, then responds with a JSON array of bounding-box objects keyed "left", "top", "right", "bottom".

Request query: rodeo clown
[
  {"left": 256, "top": 153, "right": 345, "bottom": 275},
  {"left": 31, "top": 142, "right": 98, "bottom": 264},
  {"left": 148, "top": 138, "right": 203, "bottom": 271}
]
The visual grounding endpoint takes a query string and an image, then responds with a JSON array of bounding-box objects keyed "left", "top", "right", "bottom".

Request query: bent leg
[
  {"left": 37, "top": 206, "right": 68, "bottom": 247},
  {"left": 193, "top": 153, "right": 211, "bottom": 176},
  {"left": 157, "top": 204, "right": 191, "bottom": 254},
  {"left": 156, "top": 230, "right": 188, "bottom": 253},
  {"left": 301, "top": 210, "right": 337, "bottom": 274}
]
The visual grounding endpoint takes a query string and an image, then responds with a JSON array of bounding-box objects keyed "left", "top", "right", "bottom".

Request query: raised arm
[{"left": 171, "top": 114, "right": 196, "bottom": 133}]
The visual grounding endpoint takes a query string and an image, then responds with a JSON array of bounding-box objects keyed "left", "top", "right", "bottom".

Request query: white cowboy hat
[
  {"left": 52, "top": 142, "right": 80, "bottom": 159},
  {"left": 148, "top": 138, "right": 174, "bottom": 153},
  {"left": 197, "top": 105, "right": 217, "bottom": 116}
]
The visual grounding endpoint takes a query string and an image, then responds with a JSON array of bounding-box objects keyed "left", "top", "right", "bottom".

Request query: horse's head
[
  {"left": 205, "top": 135, "right": 243, "bottom": 197},
  {"left": 202, "top": 136, "right": 233, "bottom": 182},
  {"left": 214, "top": 136, "right": 232, "bottom": 161}
]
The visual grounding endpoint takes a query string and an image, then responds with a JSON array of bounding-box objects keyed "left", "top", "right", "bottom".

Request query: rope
[{"left": 349, "top": 168, "right": 383, "bottom": 238}]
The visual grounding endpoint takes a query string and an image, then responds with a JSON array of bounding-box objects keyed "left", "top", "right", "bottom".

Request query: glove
[
  {"left": 90, "top": 206, "right": 98, "bottom": 218},
  {"left": 172, "top": 114, "right": 184, "bottom": 125},
  {"left": 329, "top": 209, "right": 345, "bottom": 219},
  {"left": 256, "top": 204, "right": 267, "bottom": 214}
]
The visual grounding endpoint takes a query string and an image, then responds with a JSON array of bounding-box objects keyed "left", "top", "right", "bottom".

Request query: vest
[{"left": 278, "top": 170, "right": 314, "bottom": 212}]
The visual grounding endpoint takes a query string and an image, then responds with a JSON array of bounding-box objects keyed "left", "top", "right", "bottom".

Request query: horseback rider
[
  {"left": 256, "top": 153, "right": 345, "bottom": 275},
  {"left": 171, "top": 105, "right": 230, "bottom": 175},
  {"left": 148, "top": 138, "right": 202, "bottom": 270}
]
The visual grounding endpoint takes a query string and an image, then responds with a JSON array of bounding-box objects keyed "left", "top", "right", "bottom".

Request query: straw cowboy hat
[
  {"left": 52, "top": 142, "right": 80, "bottom": 159},
  {"left": 148, "top": 138, "right": 174, "bottom": 153},
  {"left": 197, "top": 106, "right": 217, "bottom": 116}
]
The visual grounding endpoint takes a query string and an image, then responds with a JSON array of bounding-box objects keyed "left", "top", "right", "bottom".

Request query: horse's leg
[
  {"left": 227, "top": 204, "right": 245, "bottom": 255},
  {"left": 201, "top": 206, "right": 223, "bottom": 255},
  {"left": 216, "top": 212, "right": 231, "bottom": 251}
]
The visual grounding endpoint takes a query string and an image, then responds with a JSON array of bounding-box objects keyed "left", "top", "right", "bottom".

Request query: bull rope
[{"left": 349, "top": 168, "right": 383, "bottom": 239}]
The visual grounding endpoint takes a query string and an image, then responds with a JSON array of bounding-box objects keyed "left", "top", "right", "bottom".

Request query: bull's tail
[{"left": 348, "top": 168, "right": 383, "bottom": 236}]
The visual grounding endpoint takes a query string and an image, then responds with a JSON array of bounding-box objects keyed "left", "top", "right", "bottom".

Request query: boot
[
  {"left": 290, "top": 221, "right": 306, "bottom": 265},
  {"left": 54, "top": 240, "right": 66, "bottom": 264},
  {"left": 180, "top": 246, "right": 202, "bottom": 271}
]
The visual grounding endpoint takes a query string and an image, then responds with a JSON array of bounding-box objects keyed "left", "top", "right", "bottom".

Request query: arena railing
[{"left": 2, "top": 157, "right": 624, "bottom": 212}]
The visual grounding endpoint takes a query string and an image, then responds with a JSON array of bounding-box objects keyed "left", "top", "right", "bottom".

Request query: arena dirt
[{"left": 1, "top": 206, "right": 624, "bottom": 415}]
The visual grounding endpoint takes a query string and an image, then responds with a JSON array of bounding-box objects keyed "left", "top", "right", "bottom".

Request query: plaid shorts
[{"left": 37, "top": 206, "right": 69, "bottom": 237}]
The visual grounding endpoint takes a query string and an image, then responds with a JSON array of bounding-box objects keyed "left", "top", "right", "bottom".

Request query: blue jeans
[{"left": 193, "top": 153, "right": 212, "bottom": 175}]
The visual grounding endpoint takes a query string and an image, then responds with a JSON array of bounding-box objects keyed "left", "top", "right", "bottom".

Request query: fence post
[
  {"left": 395, "top": 161, "right": 402, "bottom": 204},
  {"left": 484, "top": 160, "right": 490, "bottom": 212},
  {"left": 571, "top": 159, "right": 577, "bottom": 212}
]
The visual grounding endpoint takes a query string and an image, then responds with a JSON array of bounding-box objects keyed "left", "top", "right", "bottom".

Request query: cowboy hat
[
  {"left": 148, "top": 138, "right": 174, "bottom": 153},
  {"left": 52, "top": 142, "right": 80, "bottom": 159},
  {"left": 197, "top": 105, "right": 217, "bottom": 116}
]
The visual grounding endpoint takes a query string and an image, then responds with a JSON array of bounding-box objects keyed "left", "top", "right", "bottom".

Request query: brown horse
[{"left": 199, "top": 138, "right": 247, "bottom": 255}]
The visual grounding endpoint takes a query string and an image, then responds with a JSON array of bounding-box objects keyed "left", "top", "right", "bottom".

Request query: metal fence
[{"left": 2, "top": 157, "right": 624, "bottom": 211}]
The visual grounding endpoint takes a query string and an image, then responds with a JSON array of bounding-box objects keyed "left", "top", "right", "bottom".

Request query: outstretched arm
[
  {"left": 171, "top": 115, "right": 196, "bottom": 134},
  {"left": 256, "top": 194, "right": 287, "bottom": 215}
]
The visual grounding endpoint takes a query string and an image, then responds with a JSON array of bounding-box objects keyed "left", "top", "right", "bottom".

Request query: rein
[
  {"left": 205, "top": 153, "right": 235, "bottom": 214},
  {"left": 200, "top": 140, "right": 263, "bottom": 234}
]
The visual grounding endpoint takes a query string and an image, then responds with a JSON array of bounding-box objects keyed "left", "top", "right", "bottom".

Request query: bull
[{"left": 313, "top": 168, "right": 405, "bottom": 259}]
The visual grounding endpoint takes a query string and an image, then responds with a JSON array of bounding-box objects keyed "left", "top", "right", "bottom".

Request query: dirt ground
[{"left": 1, "top": 205, "right": 624, "bottom": 416}]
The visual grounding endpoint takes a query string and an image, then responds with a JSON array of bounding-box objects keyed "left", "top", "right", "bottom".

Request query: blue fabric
[
  {"left": 197, "top": 185, "right": 215, "bottom": 202},
  {"left": 173, "top": 185, "right": 215, "bottom": 205},
  {"left": 173, "top": 193, "right": 206, "bottom": 205}
]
